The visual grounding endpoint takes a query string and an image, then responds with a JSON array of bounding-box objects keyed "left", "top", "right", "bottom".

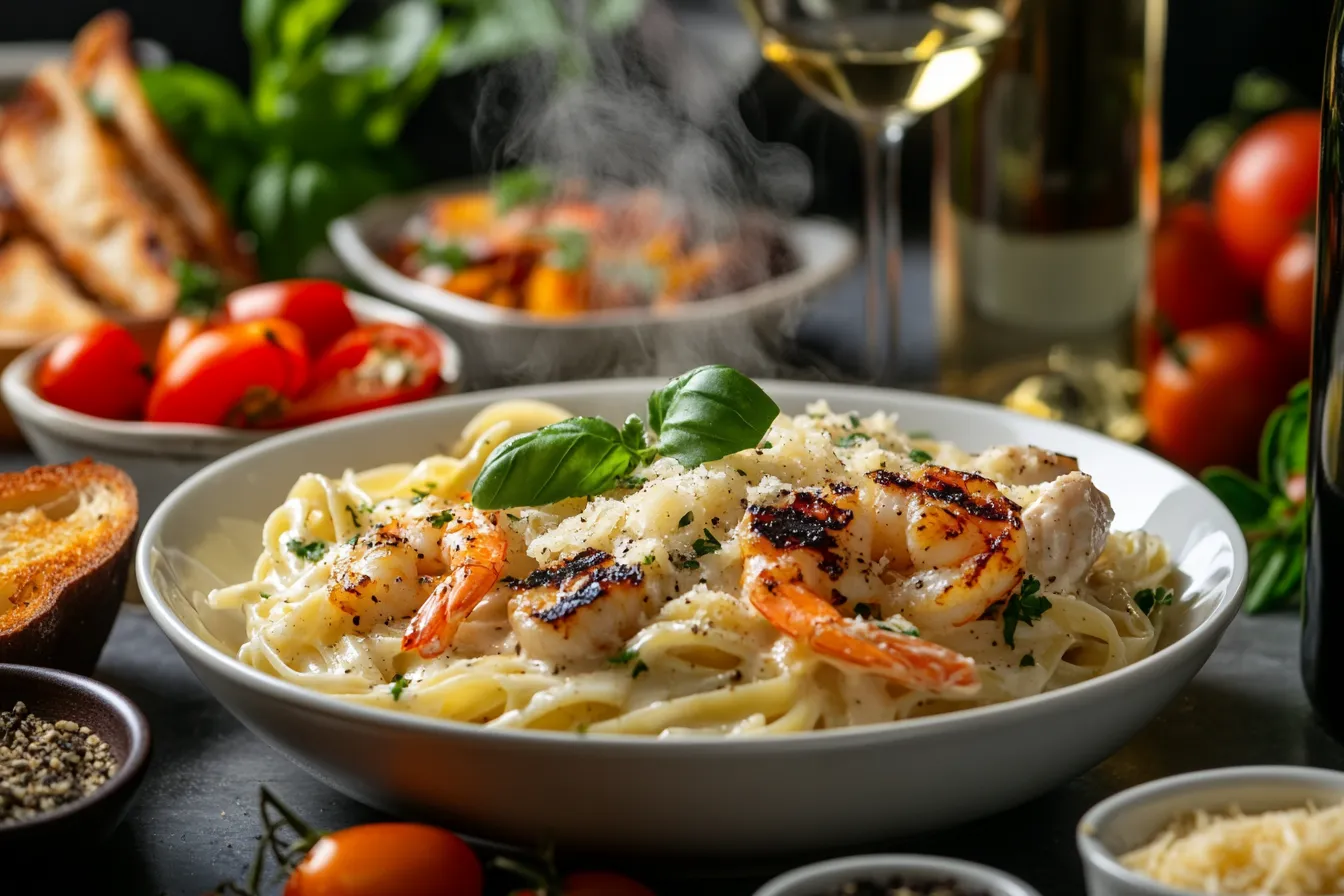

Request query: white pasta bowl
[
  {"left": 1077, "top": 765, "right": 1344, "bottom": 896},
  {"left": 136, "top": 380, "right": 1247, "bottom": 856},
  {"left": 327, "top": 183, "right": 860, "bottom": 388}
]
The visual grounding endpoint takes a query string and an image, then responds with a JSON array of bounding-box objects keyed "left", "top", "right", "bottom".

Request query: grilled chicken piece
[
  {"left": 0, "top": 238, "right": 103, "bottom": 338},
  {"left": 69, "top": 12, "right": 256, "bottom": 285},
  {"left": 0, "top": 63, "right": 184, "bottom": 315},
  {"left": 0, "top": 461, "right": 138, "bottom": 673}
]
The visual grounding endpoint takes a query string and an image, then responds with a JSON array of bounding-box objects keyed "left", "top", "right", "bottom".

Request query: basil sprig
[
  {"left": 471, "top": 366, "right": 778, "bottom": 509},
  {"left": 1201, "top": 380, "right": 1309, "bottom": 613}
]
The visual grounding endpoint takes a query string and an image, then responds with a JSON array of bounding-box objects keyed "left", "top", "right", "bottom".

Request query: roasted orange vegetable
[{"left": 525, "top": 265, "right": 590, "bottom": 317}]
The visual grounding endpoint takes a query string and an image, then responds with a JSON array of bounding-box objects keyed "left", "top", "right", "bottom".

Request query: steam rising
[{"left": 467, "top": 0, "right": 836, "bottom": 386}]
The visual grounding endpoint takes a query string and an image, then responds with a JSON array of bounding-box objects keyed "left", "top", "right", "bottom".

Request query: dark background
[{"left": 0, "top": 0, "right": 1334, "bottom": 235}]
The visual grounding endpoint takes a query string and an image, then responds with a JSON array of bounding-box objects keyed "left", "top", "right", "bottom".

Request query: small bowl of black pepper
[
  {"left": 0, "top": 664, "right": 151, "bottom": 855},
  {"left": 753, "top": 855, "right": 1044, "bottom": 896}
]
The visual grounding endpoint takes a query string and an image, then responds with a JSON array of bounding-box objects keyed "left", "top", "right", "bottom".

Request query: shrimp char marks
[{"left": 738, "top": 463, "right": 1033, "bottom": 699}]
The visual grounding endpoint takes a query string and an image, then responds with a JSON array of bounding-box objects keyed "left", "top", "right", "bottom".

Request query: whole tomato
[
  {"left": 226, "top": 279, "right": 358, "bottom": 357},
  {"left": 1142, "top": 322, "right": 1294, "bottom": 471},
  {"left": 512, "top": 871, "right": 657, "bottom": 896},
  {"left": 155, "top": 315, "right": 211, "bottom": 372},
  {"left": 1264, "top": 229, "right": 1315, "bottom": 360},
  {"left": 283, "top": 822, "right": 482, "bottom": 896},
  {"left": 1213, "top": 109, "right": 1319, "bottom": 285},
  {"left": 1149, "top": 202, "right": 1254, "bottom": 332},
  {"left": 145, "top": 318, "right": 308, "bottom": 426},
  {"left": 37, "top": 322, "right": 152, "bottom": 420}
]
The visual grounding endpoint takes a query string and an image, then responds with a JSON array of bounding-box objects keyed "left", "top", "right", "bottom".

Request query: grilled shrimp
[
  {"left": 401, "top": 504, "right": 508, "bottom": 658},
  {"left": 1018, "top": 471, "right": 1113, "bottom": 592},
  {"left": 507, "top": 548, "right": 647, "bottom": 667},
  {"left": 738, "top": 492, "right": 980, "bottom": 697},
  {"left": 971, "top": 445, "right": 1080, "bottom": 486},
  {"left": 329, "top": 519, "right": 447, "bottom": 620},
  {"left": 864, "top": 465, "right": 1028, "bottom": 629}
]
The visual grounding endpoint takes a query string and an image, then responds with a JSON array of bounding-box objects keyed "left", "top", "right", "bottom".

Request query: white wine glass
[{"left": 740, "top": 0, "right": 1019, "bottom": 382}]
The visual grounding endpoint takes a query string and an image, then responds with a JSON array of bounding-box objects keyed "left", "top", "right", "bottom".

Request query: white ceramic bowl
[
  {"left": 0, "top": 292, "right": 462, "bottom": 522},
  {"left": 327, "top": 183, "right": 859, "bottom": 387},
  {"left": 135, "top": 380, "right": 1247, "bottom": 856},
  {"left": 1077, "top": 765, "right": 1344, "bottom": 896},
  {"left": 754, "top": 855, "right": 1043, "bottom": 896}
]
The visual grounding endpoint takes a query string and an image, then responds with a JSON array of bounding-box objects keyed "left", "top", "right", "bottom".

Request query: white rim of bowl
[
  {"left": 1076, "top": 765, "right": 1344, "bottom": 896},
  {"left": 327, "top": 184, "right": 860, "bottom": 331},
  {"left": 752, "top": 854, "right": 1043, "bottom": 896},
  {"left": 0, "top": 291, "right": 463, "bottom": 445},
  {"left": 136, "top": 378, "right": 1249, "bottom": 751}
]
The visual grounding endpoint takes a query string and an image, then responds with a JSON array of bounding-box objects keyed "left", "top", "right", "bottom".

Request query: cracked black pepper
[{"left": 0, "top": 701, "right": 118, "bottom": 824}]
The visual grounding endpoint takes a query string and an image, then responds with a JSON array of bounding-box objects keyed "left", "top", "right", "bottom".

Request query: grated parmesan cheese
[{"left": 1120, "top": 802, "right": 1344, "bottom": 894}]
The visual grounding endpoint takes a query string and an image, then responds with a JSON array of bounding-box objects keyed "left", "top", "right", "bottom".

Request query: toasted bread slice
[
  {"left": 0, "top": 63, "right": 186, "bottom": 315},
  {"left": 0, "top": 460, "right": 137, "bottom": 672},
  {"left": 0, "top": 238, "right": 103, "bottom": 339},
  {"left": 70, "top": 12, "right": 257, "bottom": 285}
]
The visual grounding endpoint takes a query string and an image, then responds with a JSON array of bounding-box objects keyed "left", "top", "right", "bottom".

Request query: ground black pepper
[
  {"left": 821, "top": 879, "right": 988, "bottom": 896},
  {"left": 0, "top": 701, "right": 118, "bottom": 824}
]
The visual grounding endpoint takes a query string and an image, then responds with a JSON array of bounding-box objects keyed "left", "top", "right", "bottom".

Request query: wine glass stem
[{"left": 858, "top": 121, "right": 904, "bottom": 384}]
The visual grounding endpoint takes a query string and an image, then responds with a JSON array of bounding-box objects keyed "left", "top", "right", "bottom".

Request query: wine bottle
[{"left": 1304, "top": 0, "right": 1344, "bottom": 737}]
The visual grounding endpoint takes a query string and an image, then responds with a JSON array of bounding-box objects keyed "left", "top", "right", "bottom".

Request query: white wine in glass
[{"left": 740, "top": 0, "right": 1017, "bottom": 381}]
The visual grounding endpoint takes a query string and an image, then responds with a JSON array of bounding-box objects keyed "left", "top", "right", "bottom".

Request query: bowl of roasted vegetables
[
  {"left": 1, "top": 280, "right": 460, "bottom": 519},
  {"left": 328, "top": 172, "right": 859, "bottom": 385}
]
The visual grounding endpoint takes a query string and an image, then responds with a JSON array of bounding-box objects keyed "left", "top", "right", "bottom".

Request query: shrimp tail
[
  {"left": 750, "top": 574, "right": 980, "bottom": 697},
  {"left": 401, "top": 508, "right": 506, "bottom": 659}
]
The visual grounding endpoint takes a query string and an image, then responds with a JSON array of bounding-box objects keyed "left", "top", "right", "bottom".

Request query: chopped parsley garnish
[
  {"left": 346, "top": 534, "right": 360, "bottom": 546},
  {"left": 874, "top": 620, "right": 919, "bottom": 637},
  {"left": 909, "top": 448, "right": 934, "bottom": 464},
  {"left": 692, "top": 528, "right": 721, "bottom": 557},
  {"left": 389, "top": 674, "right": 410, "bottom": 701},
  {"left": 848, "top": 413, "right": 861, "bottom": 429},
  {"left": 679, "top": 558, "right": 700, "bottom": 570},
  {"left": 1020, "top": 653, "right": 1036, "bottom": 667},
  {"left": 409, "top": 482, "right": 438, "bottom": 505},
  {"left": 608, "top": 649, "right": 639, "bottom": 665},
  {"left": 835, "top": 433, "right": 869, "bottom": 448},
  {"left": 286, "top": 538, "right": 327, "bottom": 562},
  {"left": 631, "top": 660, "right": 650, "bottom": 679},
  {"left": 576, "top": 723, "right": 589, "bottom": 735},
  {"left": 427, "top": 509, "right": 455, "bottom": 528},
  {"left": 506, "top": 513, "right": 521, "bottom": 522},
  {"left": 1134, "top": 587, "right": 1175, "bottom": 615},
  {"left": 1002, "top": 576, "right": 1050, "bottom": 649},
  {"left": 345, "top": 504, "right": 360, "bottom": 527},
  {"left": 761, "top": 441, "right": 773, "bottom": 449},
  {"left": 643, "top": 554, "right": 656, "bottom": 566},
  {"left": 677, "top": 511, "right": 694, "bottom": 528},
  {"left": 853, "top": 602, "right": 876, "bottom": 619},
  {"left": 617, "top": 475, "right": 647, "bottom": 490},
  {"left": 907, "top": 430, "right": 933, "bottom": 439},
  {"left": 259, "top": 592, "right": 271, "bottom": 599},
  {"left": 419, "top": 241, "right": 471, "bottom": 271},
  {"left": 357, "top": 502, "right": 376, "bottom": 515}
]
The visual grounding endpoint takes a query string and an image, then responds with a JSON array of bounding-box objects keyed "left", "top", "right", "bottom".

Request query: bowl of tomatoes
[{"left": 0, "top": 280, "right": 461, "bottom": 521}]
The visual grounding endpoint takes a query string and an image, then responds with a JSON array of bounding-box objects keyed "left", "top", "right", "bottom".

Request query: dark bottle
[{"left": 1305, "top": 0, "right": 1344, "bottom": 735}]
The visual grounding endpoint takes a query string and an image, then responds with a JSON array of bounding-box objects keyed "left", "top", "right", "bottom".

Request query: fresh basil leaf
[
  {"left": 1281, "top": 409, "right": 1310, "bottom": 487},
  {"left": 1272, "top": 541, "right": 1306, "bottom": 602},
  {"left": 1258, "top": 404, "right": 1288, "bottom": 488},
  {"left": 1289, "top": 379, "right": 1310, "bottom": 404},
  {"left": 471, "top": 417, "right": 635, "bottom": 509},
  {"left": 1202, "top": 467, "right": 1272, "bottom": 526},
  {"left": 646, "top": 366, "right": 779, "bottom": 469},
  {"left": 1245, "top": 542, "right": 1289, "bottom": 613},
  {"left": 620, "top": 414, "right": 648, "bottom": 454},
  {"left": 493, "top": 167, "right": 552, "bottom": 214}
]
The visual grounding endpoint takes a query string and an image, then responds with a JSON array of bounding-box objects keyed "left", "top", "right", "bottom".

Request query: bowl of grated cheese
[{"left": 1077, "top": 765, "right": 1344, "bottom": 896}]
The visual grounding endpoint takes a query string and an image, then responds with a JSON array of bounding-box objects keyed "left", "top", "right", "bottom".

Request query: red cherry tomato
[
  {"left": 281, "top": 323, "right": 441, "bottom": 427},
  {"left": 37, "top": 322, "right": 152, "bottom": 420},
  {"left": 225, "top": 279, "right": 358, "bottom": 357},
  {"left": 541, "top": 871, "right": 657, "bottom": 896},
  {"left": 1213, "top": 109, "right": 1319, "bottom": 285},
  {"left": 1150, "top": 202, "right": 1254, "bottom": 331},
  {"left": 282, "top": 822, "right": 482, "bottom": 896},
  {"left": 155, "top": 315, "right": 211, "bottom": 373},
  {"left": 145, "top": 318, "right": 309, "bottom": 426},
  {"left": 1263, "top": 229, "right": 1316, "bottom": 360},
  {"left": 1142, "top": 322, "right": 1294, "bottom": 472}
]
